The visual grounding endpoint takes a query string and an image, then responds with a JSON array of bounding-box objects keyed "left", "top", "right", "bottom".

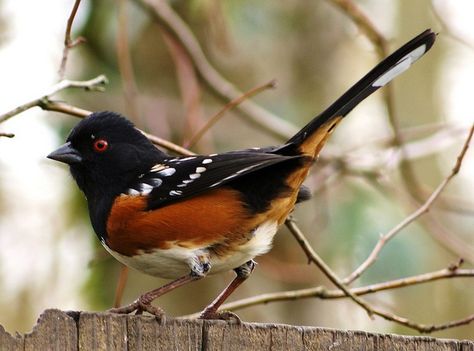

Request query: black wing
[{"left": 125, "top": 151, "right": 304, "bottom": 209}]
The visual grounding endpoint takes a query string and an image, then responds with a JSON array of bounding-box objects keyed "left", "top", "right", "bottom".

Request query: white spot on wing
[
  {"left": 158, "top": 168, "right": 176, "bottom": 177},
  {"left": 128, "top": 188, "right": 140, "bottom": 196},
  {"left": 373, "top": 44, "right": 427, "bottom": 87},
  {"left": 195, "top": 167, "right": 206, "bottom": 173},
  {"left": 140, "top": 183, "right": 154, "bottom": 195},
  {"left": 180, "top": 156, "right": 197, "bottom": 161},
  {"left": 183, "top": 179, "right": 193, "bottom": 184},
  {"left": 151, "top": 164, "right": 166, "bottom": 172},
  {"left": 169, "top": 190, "right": 182, "bottom": 196},
  {"left": 202, "top": 159, "right": 212, "bottom": 164},
  {"left": 189, "top": 173, "right": 201, "bottom": 180}
]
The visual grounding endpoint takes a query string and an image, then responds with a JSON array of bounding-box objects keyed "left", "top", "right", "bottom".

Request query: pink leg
[
  {"left": 109, "top": 272, "right": 203, "bottom": 316},
  {"left": 200, "top": 260, "right": 255, "bottom": 321}
]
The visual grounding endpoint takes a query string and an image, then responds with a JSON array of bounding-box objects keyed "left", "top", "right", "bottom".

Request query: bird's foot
[
  {"left": 199, "top": 309, "right": 241, "bottom": 323},
  {"left": 108, "top": 298, "right": 165, "bottom": 320}
]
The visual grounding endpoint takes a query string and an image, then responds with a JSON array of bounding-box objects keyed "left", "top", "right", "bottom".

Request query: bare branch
[
  {"left": 285, "top": 219, "right": 474, "bottom": 333},
  {"left": 328, "top": 0, "right": 387, "bottom": 57},
  {"left": 161, "top": 30, "right": 210, "bottom": 151},
  {"left": 113, "top": 266, "right": 129, "bottom": 308},
  {"left": 58, "top": 0, "right": 86, "bottom": 79},
  {"left": 116, "top": 0, "right": 141, "bottom": 122},
  {"left": 185, "top": 79, "right": 277, "bottom": 149},
  {"left": 142, "top": 130, "right": 195, "bottom": 156},
  {"left": 132, "top": 0, "right": 298, "bottom": 140},
  {"left": 430, "top": 1, "right": 474, "bottom": 51},
  {"left": 41, "top": 101, "right": 92, "bottom": 118},
  {"left": 206, "top": 266, "right": 473, "bottom": 313},
  {"left": 0, "top": 132, "right": 15, "bottom": 138},
  {"left": 328, "top": 0, "right": 426, "bottom": 204},
  {"left": 344, "top": 124, "right": 474, "bottom": 284},
  {"left": 0, "top": 75, "right": 108, "bottom": 124}
]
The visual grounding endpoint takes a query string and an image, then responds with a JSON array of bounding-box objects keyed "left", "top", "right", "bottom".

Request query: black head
[{"left": 48, "top": 111, "right": 165, "bottom": 198}]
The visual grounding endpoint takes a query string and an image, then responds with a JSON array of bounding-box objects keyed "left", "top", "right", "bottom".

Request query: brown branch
[
  {"left": 142, "top": 130, "right": 195, "bottom": 156},
  {"left": 285, "top": 218, "right": 376, "bottom": 315},
  {"left": 284, "top": 218, "right": 474, "bottom": 333},
  {"left": 41, "top": 101, "right": 92, "bottom": 118},
  {"left": 132, "top": 0, "right": 298, "bottom": 140},
  {"left": 113, "top": 266, "right": 129, "bottom": 308},
  {"left": 344, "top": 124, "right": 474, "bottom": 284},
  {"left": 0, "top": 132, "right": 15, "bottom": 138},
  {"left": 0, "top": 75, "right": 108, "bottom": 124},
  {"left": 116, "top": 0, "right": 141, "bottom": 122},
  {"left": 209, "top": 266, "right": 473, "bottom": 313},
  {"left": 161, "top": 30, "right": 210, "bottom": 151},
  {"left": 430, "top": 1, "right": 474, "bottom": 51},
  {"left": 328, "top": 0, "right": 426, "bottom": 205},
  {"left": 328, "top": 0, "right": 387, "bottom": 57},
  {"left": 185, "top": 79, "right": 277, "bottom": 149},
  {"left": 58, "top": 0, "right": 86, "bottom": 79}
]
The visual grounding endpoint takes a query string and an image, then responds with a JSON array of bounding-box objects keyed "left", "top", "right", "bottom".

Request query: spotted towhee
[{"left": 48, "top": 30, "right": 435, "bottom": 319}]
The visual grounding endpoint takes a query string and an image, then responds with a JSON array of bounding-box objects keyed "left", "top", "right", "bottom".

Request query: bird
[{"left": 47, "top": 29, "right": 435, "bottom": 319}]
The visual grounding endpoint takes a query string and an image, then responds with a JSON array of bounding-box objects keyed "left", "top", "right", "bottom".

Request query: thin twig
[
  {"left": 113, "top": 266, "right": 129, "bottom": 308},
  {"left": 116, "top": 0, "right": 141, "bottom": 122},
  {"left": 329, "top": 0, "right": 387, "bottom": 57},
  {"left": 430, "top": 1, "right": 474, "bottom": 51},
  {"left": 185, "top": 79, "right": 277, "bottom": 149},
  {"left": 343, "top": 124, "right": 474, "bottom": 284},
  {"left": 328, "top": 0, "right": 426, "bottom": 204},
  {"left": 161, "top": 30, "right": 210, "bottom": 151},
  {"left": 285, "top": 218, "right": 474, "bottom": 333},
  {"left": 41, "top": 101, "right": 93, "bottom": 118},
  {"left": 142, "top": 130, "right": 195, "bottom": 156},
  {"left": 198, "top": 266, "right": 473, "bottom": 313},
  {"left": 0, "top": 132, "right": 15, "bottom": 138},
  {"left": 285, "top": 218, "right": 375, "bottom": 315},
  {"left": 132, "top": 0, "right": 298, "bottom": 140},
  {"left": 58, "top": 0, "right": 86, "bottom": 79},
  {"left": 362, "top": 169, "right": 474, "bottom": 263},
  {"left": 0, "top": 75, "right": 108, "bottom": 124}
]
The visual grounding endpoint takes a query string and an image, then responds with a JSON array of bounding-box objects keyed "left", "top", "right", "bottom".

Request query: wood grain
[{"left": 0, "top": 309, "right": 472, "bottom": 350}]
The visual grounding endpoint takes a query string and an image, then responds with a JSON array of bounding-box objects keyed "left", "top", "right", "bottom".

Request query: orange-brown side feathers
[{"left": 106, "top": 188, "right": 252, "bottom": 256}]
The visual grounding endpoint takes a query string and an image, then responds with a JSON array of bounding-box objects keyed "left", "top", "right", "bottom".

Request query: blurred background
[{"left": 0, "top": 0, "right": 473, "bottom": 340}]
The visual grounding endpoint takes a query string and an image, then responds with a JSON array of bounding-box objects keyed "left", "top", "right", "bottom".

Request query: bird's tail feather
[{"left": 288, "top": 29, "right": 436, "bottom": 156}]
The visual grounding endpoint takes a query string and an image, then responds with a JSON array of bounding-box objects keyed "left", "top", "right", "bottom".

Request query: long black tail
[{"left": 288, "top": 29, "right": 436, "bottom": 155}]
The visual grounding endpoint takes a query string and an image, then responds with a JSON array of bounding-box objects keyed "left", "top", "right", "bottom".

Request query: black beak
[{"left": 47, "top": 142, "right": 83, "bottom": 164}]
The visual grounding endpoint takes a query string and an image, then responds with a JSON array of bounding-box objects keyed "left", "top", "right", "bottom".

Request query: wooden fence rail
[{"left": 0, "top": 310, "right": 472, "bottom": 350}]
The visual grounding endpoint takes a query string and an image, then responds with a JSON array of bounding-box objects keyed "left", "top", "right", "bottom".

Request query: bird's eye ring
[{"left": 93, "top": 139, "right": 109, "bottom": 153}]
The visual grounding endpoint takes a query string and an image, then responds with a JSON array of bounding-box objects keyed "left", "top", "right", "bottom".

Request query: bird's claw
[
  {"left": 199, "top": 310, "right": 241, "bottom": 323},
  {"left": 108, "top": 299, "right": 165, "bottom": 320}
]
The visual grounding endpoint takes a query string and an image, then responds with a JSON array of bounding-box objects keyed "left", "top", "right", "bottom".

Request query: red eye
[{"left": 93, "top": 139, "right": 109, "bottom": 152}]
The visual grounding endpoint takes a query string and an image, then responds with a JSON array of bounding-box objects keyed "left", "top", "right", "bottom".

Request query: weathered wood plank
[
  {"left": 0, "top": 309, "right": 473, "bottom": 350},
  {"left": 24, "top": 309, "right": 77, "bottom": 351},
  {"left": 127, "top": 315, "right": 203, "bottom": 350},
  {"left": 78, "top": 311, "right": 128, "bottom": 351},
  {"left": 0, "top": 325, "right": 24, "bottom": 351}
]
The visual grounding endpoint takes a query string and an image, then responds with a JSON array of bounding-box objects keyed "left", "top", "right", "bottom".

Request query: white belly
[{"left": 102, "top": 220, "right": 278, "bottom": 279}]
